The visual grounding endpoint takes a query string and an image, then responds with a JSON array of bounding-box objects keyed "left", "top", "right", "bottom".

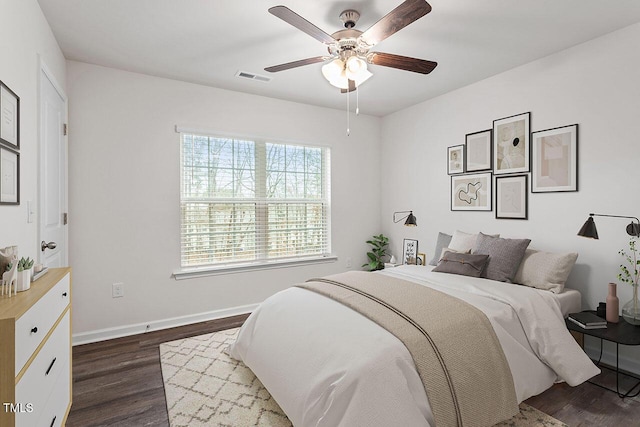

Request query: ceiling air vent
[{"left": 235, "top": 71, "right": 272, "bottom": 83}]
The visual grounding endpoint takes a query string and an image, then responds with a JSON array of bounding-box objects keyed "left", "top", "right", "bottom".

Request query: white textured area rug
[{"left": 160, "top": 328, "right": 567, "bottom": 427}]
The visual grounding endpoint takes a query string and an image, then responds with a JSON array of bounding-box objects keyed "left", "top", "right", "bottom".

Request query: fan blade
[
  {"left": 340, "top": 79, "right": 357, "bottom": 93},
  {"left": 360, "top": 0, "right": 432, "bottom": 47},
  {"left": 369, "top": 52, "right": 437, "bottom": 74},
  {"left": 265, "top": 56, "right": 327, "bottom": 73},
  {"left": 269, "top": 6, "right": 335, "bottom": 45}
]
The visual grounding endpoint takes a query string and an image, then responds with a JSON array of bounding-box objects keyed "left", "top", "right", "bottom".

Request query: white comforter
[{"left": 228, "top": 265, "right": 599, "bottom": 427}]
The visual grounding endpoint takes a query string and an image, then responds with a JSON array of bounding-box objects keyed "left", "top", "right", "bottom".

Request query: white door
[{"left": 39, "top": 65, "right": 67, "bottom": 268}]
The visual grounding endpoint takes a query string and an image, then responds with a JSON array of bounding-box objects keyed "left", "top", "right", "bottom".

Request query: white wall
[
  {"left": 380, "top": 23, "right": 640, "bottom": 370},
  {"left": 67, "top": 61, "right": 381, "bottom": 340},
  {"left": 0, "top": 0, "right": 66, "bottom": 258}
]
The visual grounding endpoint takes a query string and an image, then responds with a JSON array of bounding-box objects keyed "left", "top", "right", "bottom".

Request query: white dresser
[{"left": 0, "top": 268, "right": 72, "bottom": 427}]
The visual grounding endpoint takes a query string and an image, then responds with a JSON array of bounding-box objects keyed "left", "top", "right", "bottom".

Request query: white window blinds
[{"left": 180, "top": 133, "right": 331, "bottom": 268}]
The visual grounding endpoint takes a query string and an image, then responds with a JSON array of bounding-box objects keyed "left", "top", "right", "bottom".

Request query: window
[{"left": 179, "top": 132, "right": 331, "bottom": 270}]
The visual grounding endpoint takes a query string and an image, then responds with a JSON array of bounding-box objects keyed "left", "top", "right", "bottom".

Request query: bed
[{"left": 228, "top": 263, "right": 599, "bottom": 427}]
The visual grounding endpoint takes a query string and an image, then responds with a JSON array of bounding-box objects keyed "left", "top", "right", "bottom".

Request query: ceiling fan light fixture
[
  {"left": 321, "top": 59, "right": 344, "bottom": 81},
  {"left": 345, "top": 56, "right": 366, "bottom": 75},
  {"left": 322, "top": 56, "right": 372, "bottom": 89},
  {"left": 352, "top": 68, "right": 372, "bottom": 86}
]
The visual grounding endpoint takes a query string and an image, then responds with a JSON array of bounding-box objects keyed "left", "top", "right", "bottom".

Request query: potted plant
[
  {"left": 618, "top": 238, "right": 640, "bottom": 325},
  {"left": 362, "top": 234, "right": 389, "bottom": 271},
  {"left": 16, "top": 257, "right": 34, "bottom": 292}
]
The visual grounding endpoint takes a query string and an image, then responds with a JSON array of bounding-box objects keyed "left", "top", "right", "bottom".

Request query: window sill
[{"left": 173, "top": 255, "right": 338, "bottom": 280}]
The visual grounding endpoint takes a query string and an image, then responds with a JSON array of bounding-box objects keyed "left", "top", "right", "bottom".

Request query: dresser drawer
[
  {"left": 32, "top": 361, "right": 70, "bottom": 427},
  {"left": 15, "top": 273, "right": 70, "bottom": 375},
  {"left": 15, "top": 310, "right": 70, "bottom": 427}
]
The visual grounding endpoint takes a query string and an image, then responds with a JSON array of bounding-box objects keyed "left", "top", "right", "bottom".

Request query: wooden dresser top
[{"left": 0, "top": 267, "right": 71, "bottom": 321}]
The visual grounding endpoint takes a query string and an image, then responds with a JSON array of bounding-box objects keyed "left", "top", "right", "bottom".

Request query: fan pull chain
[
  {"left": 356, "top": 86, "right": 360, "bottom": 116},
  {"left": 346, "top": 87, "right": 350, "bottom": 136}
]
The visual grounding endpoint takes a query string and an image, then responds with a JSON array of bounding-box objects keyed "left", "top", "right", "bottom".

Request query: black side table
[{"left": 566, "top": 311, "right": 640, "bottom": 398}]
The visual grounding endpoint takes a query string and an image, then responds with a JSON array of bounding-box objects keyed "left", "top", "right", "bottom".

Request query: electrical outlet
[
  {"left": 112, "top": 282, "right": 124, "bottom": 298},
  {"left": 346, "top": 257, "right": 352, "bottom": 268}
]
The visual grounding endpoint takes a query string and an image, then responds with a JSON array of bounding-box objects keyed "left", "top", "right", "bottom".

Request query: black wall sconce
[
  {"left": 393, "top": 210, "right": 417, "bottom": 227},
  {"left": 577, "top": 213, "right": 640, "bottom": 239}
]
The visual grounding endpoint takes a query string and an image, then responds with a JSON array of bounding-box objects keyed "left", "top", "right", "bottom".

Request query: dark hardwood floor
[
  {"left": 68, "top": 315, "right": 640, "bottom": 426},
  {"left": 67, "top": 314, "right": 249, "bottom": 427}
]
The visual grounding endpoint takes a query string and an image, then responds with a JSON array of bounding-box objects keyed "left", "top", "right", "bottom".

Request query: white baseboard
[{"left": 72, "top": 303, "right": 258, "bottom": 346}]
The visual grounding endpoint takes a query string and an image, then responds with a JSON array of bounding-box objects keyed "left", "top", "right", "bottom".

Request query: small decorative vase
[
  {"left": 606, "top": 282, "right": 619, "bottom": 323},
  {"left": 16, "top": 268, "right": 32, "bottom": 292},
  {"left": 622, "top": 285, "right": 640, "bottom": 325}
]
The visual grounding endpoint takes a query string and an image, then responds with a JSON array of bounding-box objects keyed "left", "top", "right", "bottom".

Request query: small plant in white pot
[{"left": 16, "top": 257, "right": 34, "bottom": 292}]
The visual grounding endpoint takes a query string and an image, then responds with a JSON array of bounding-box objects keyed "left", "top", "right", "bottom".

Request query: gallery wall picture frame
[
  {"left": 447, "top": 145, "right": 465, "bottom": 175},
  {"left": 451, "top": 172, "right": 492, "bottom": 211},
  {"left": 402, "top": 239, "right": 419, "bottom": 265},
  {"left": 496, "top": 174, "right": 528, "bottom": 220},
  {"left": 493, "top": 112, "right": 530, "bottom": 175},
  {"left": 531, "top": 124, "right": 578, "bottom": 193},
  {"left": 465, "top": 129, "right": 492, "bottom": 172},
  {"left": 0, "top": 81, "right": 20, "bottom": 150},
  {"left": 0, "top": 145, "right": 19, "bottom": 205}
]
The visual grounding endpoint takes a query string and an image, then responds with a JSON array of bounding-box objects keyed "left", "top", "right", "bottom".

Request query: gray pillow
[
  {"left": 432, "top": 252, "right": 490, "bottom": 278},
  {"left": 429, "top": 232, "right": 452, "bottom": 266},
  {"left": 473, "top": 233, "right": 531, "bottom": 283}
]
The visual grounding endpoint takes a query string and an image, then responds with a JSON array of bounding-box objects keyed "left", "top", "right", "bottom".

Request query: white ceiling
[{"left": 38, "top": 0, "right": 640, "bottom": 117}]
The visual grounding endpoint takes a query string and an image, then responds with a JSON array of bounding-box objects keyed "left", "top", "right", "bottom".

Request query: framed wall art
[
  {"left": 493, "top": 112, "right": 530, "bottom": 175},
  {"left": 0, "top": 81, "right": 20, "bottom": 150},
  {"left": 0, "top": 145, "right": 19, "bottom": 204},
  {"left": 465, "top": 129, "right": 492, "bottom": 172},
  {"left": 496, "top": 175, "right": 527, "bottom": 220},
  {"left": 451, "top": 172, "right": 492, "bottom": 211},
  {"left": 531, "top": 124, "right": 578, "bottom": 193},
  {"left": 402, "top": 239, "right": 419, "bottom": 265},
  {"left": 447, "top": 145, "right": 464, "bottom": 175}
]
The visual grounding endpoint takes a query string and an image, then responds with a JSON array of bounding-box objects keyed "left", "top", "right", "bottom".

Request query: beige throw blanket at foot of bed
[{"left": 298, "top": 271, "right": 518, "bottom": 427}]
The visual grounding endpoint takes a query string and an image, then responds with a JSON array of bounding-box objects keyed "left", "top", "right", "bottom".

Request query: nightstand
[{"left": 566, "top": 311, "right": 640, "bottom": 398}]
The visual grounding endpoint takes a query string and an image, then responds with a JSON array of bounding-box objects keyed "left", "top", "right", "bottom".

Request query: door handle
[
  {"left": 45, "top": 357, "right": 57, "bottom": 376},
  {"left": 41, "top": 241, "right": 57, "bottom": 252}
]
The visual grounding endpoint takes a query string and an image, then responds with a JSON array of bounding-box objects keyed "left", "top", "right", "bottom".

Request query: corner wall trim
[{"left": 72, "top": 303, "right": 258, "bottom": 346}]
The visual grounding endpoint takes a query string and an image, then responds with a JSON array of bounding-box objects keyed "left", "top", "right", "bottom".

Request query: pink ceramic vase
[{"left": 606, "top": 282, "right": 619, "bottom": 323}]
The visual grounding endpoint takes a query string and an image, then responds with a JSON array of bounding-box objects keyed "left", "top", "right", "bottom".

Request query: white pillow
[
  {"left": 514, "top": 249, "right": 578, "bottom": 293},
  {"left": 448, "top": 230, "right": 499, "bottom": 253}
]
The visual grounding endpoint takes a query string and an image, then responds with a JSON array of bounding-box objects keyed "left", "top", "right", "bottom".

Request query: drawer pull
[
  {"left": 31, "top": 327, "right": 38, "bottom": 334},
  {"left": 50, "top": 415, "right": 56, "bottom": 427},
  {"left": 45, "top": 357, "right": 57, "bottom": 376},
  {"left": 62, "top": 292, "right": 68, "bottom": 297}
]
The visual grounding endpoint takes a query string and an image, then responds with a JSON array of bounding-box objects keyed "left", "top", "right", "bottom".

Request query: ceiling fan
[{"left": 265, "top": 0, "right": 438, "bottom": 93}]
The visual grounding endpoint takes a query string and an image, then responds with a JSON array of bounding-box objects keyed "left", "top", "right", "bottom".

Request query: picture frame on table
[
  {"left": 403, "top": 239, "right": 419, "bottom": 265},
  {"left": 451, "top": 172, "right": 492, "bottom": 211},
  {"left": 496, "top": 175, "right": 527, "bottom": 220},
  {"left": 493, "top": 112, "right": 530, "bottom": 175},
  {"left": 417, "top": 252, "right": 426, "bottom": 266},
  {"left": 0, "top": 81, "right": 20, "bottom": 150},
  {"left": 465, "top": 129, "right": 492, "bottom": 172},
  {"left": 0, "top": 145, "right": 19, "bottom": 204},
  {"left": 447, "top": 145, "right": 464, "bottom": 175},
  {"left": 531, "top": 124, "right": 578, "bottom": 193}
]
